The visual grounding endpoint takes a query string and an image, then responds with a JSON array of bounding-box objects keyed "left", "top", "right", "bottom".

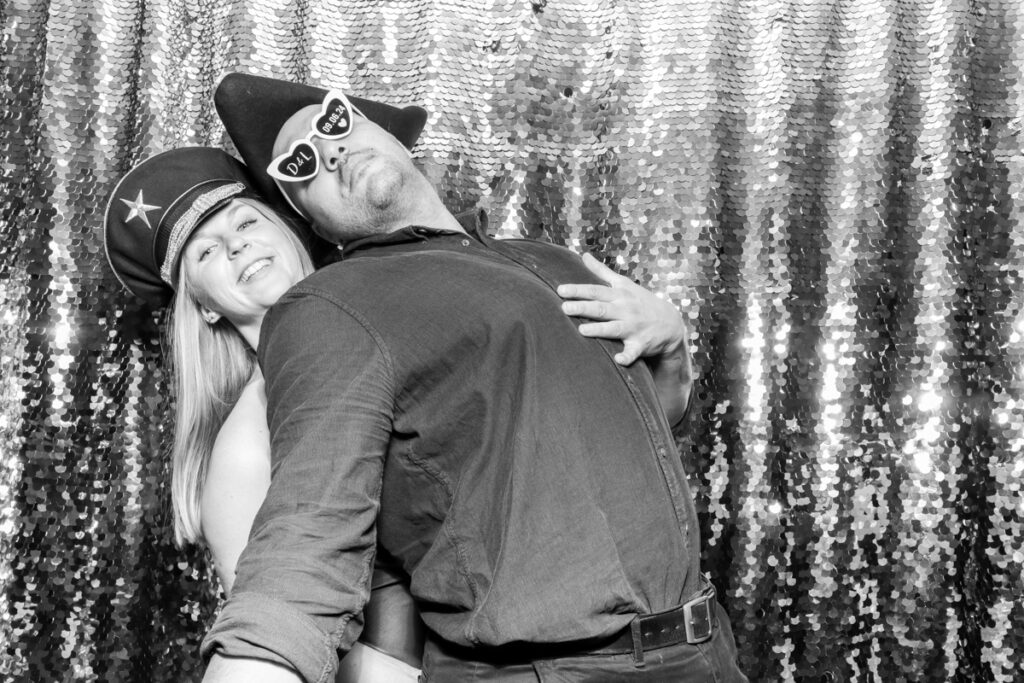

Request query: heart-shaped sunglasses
[{"left": 267, "top": 90, "right": 362, "bottom": 183}]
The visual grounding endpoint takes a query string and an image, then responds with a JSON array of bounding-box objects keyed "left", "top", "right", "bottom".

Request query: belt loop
[
  {"left": 630, "top": 618, "right": 645, "bottom": 668},
  {"left": 705, "top": 573, "right": 719, "bottom": 628}
]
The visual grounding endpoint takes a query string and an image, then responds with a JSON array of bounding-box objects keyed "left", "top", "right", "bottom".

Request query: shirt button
[{"left": 461, "top": 239, "right": 470, "bottom": 247}]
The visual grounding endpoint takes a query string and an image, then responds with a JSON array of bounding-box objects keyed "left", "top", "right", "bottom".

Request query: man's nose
[{"left": 320, "top": 140, "right": 348, "bottom": 172}]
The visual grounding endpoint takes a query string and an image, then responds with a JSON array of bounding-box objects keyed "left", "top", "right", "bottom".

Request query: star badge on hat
[
  {"left": 119, "top": 190, "right": 161, "bottom": 230},
  {"left": 104, "top": 147, "right": 259, "bottom": 308}
]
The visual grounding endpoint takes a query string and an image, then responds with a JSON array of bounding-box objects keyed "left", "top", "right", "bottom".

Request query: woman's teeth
[{"left": 240, "top": 259, "right": 271, "bottom": 282}]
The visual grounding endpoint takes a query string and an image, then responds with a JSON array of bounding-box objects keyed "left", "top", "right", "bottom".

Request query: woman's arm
[
  {"left": 200, "top": 374, "right": 423, "bottom": 682},
  {"left": 201, "top": 375, "right": 272, "bottom": 595},
  {"left": 557, "top": 253, "right": 694, "bottom": 427}
]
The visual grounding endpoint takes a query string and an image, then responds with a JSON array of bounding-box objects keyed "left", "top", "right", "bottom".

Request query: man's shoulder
[
  {"left": 492, "top": 236, "right": 600, "bottom": 281},
  {"left": 297, "top": 259, "right": 363, "bottom": 290},
  {"left": 258, "top": 262, "right": 375, "bottom": 344},
  {"left": 268, "top": 261, "right": 378, "bottom": 311},
  {"left": 493, "top": 235, "right": 581, "bottom": 263},
  {"left": 497, "top": 235, "right": 572, "bottom": 253}
]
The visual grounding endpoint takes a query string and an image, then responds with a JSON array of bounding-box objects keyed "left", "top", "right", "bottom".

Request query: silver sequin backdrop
[{"left": 1, "top": 1, "right": 1022, "bottom": 681}]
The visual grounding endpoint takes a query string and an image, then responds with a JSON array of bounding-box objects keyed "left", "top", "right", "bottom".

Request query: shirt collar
[
  {"left": 455, "top": 208, "right": 489, "bottom": 239},
  {"left": 340, "top": 209, "right": 490, "bottom": 258}
]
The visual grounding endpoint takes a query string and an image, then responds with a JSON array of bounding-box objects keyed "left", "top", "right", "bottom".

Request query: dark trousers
[{"left": 419, "top": 602, "right": 748, "bottom": 682}]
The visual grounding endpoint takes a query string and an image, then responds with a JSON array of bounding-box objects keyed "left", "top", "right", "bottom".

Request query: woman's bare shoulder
[
  {"left": 213, "top": 375, "right": 269, "bottom": 460},
  {"left": 201, "top": 373, "right": 272, "bottom": 590},
  {"left": 206, "top": 373, "right": 270, "bottom": 498}
]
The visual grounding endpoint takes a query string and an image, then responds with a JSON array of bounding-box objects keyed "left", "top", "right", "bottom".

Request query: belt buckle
[{"left": 682, "top": 585, "right": 715, "bottom": 644}]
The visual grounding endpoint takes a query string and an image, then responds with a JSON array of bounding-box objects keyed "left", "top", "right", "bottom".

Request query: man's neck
[
  {"left": 358, "top": 169, "right": 466, "bottom": 236},
  {"left": 395, "top": 204, "right": 465, "bottom": 234}
]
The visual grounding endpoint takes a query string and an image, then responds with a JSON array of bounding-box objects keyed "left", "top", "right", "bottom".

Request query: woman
[
  {"left": 104, "top": 146, "right": 691, "bottom": 681},
  {"left": 106, "top": 146, "right": 423, "bottom": 680}
]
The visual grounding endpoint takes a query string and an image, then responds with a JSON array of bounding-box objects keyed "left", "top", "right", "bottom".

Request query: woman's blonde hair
[{"left": 167, "top": 198, "right": 315, "bottom": 546}]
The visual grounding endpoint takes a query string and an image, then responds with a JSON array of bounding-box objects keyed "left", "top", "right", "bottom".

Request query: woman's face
[{"left": 179, "top": 199, "right": 306, "bottom": 328}]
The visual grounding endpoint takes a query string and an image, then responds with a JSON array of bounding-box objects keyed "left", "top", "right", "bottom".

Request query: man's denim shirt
[{"left": 201, "top": 219, "right": 702, "bottom": 682}]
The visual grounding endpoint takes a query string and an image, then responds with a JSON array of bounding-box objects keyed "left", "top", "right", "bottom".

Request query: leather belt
[
  {"left": 424, "top": 576, "right": 719, "bottom": 667},
  {"left": 592, "top": 575, "right": 717, "bottom": 665}
]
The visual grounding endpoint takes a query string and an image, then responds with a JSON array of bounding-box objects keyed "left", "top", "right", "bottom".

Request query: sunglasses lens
[
  {"left": 271, "top": 140, "right": 318, "bottom": 181},
  {"left": 314, "top": 95, "right": 353, "bottom": 138}
]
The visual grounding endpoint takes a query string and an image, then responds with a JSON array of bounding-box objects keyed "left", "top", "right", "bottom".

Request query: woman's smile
[{"left": 239, "top": 257, "right": 273, "bottom": 283}]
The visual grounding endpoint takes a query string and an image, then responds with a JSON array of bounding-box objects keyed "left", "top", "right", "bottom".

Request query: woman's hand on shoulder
[{"left": 557, "top": 252, "right": 687, "bottom": 366}]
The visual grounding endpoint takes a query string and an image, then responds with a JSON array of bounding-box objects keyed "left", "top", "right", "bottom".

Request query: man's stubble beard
[
  {"left": 364, "top": 162, "right": 407, "bottom": 213},
  {"left": 329, "top": 162, "right": 413, "bottom": 239}
]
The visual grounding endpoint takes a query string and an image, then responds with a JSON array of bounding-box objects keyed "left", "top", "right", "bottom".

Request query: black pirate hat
[
  {"left": 104, "top": 147, "right": 262, "bottom": 308},
  {"left": 214, "top": 72, "right": 428, "bottom": 211}
]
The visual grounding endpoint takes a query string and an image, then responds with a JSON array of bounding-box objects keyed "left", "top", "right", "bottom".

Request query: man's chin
[{"left": 364, "top": 166, "right": 406, "bottom": 209}]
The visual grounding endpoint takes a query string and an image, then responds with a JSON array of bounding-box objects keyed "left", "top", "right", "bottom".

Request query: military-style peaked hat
[
  {"left": 104, "top": 147, "right": 259, "bottom": 308},
  {"left": 214, "top": 72, "right": 428, "bottom": 207}
]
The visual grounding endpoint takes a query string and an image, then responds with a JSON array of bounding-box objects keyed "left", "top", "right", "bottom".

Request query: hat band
[{"left": 160, "top": 182, "right": 246, "bottom": 284}]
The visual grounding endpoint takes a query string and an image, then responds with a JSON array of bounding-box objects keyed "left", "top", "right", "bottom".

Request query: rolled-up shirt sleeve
[{"left": 201, "top": 290, "right": 394, "bottom": 683}]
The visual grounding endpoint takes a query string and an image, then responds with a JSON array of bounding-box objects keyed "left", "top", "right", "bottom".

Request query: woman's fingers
[
  {"left": 578, "top": 323, "right": 643, "bottom": 365},
  {"left": 562, "top": 299, "right": 626, "bottom": 320},
  {"left": 558, "top": 251, "right": 685, "bottom": 365},
  {"left": 556, "top": 282, "right": 617, "bottom": 302},
  {"left": 614, "top": 340, "right": 644, "bottom": 366},
  {"left": 558, "top": 253, "right": 635, "bottom": 303},
  {"left": 576, "top": 320, "right": 627, "bottom": 339},
  {"left": 578, "top": 252, "right": 623, "bottom": 283}
]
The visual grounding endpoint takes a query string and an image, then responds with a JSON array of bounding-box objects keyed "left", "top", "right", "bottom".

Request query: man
[{"left": 202, "top": 73, "right": 745, "bottom": 682}]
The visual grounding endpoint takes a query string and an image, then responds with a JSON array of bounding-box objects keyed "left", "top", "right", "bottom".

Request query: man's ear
[{"left": 200, "top": 305, "right": 222, "bottom": 325}]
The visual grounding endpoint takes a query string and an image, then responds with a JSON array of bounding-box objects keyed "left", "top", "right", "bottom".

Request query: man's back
[{"left": 206, "top": 229, "right": 702, "bottom": 679}]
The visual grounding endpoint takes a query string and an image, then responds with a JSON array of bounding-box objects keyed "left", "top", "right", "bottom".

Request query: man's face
[{"left": 272, "top": 104, "right": 418, "bottom": 243}]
